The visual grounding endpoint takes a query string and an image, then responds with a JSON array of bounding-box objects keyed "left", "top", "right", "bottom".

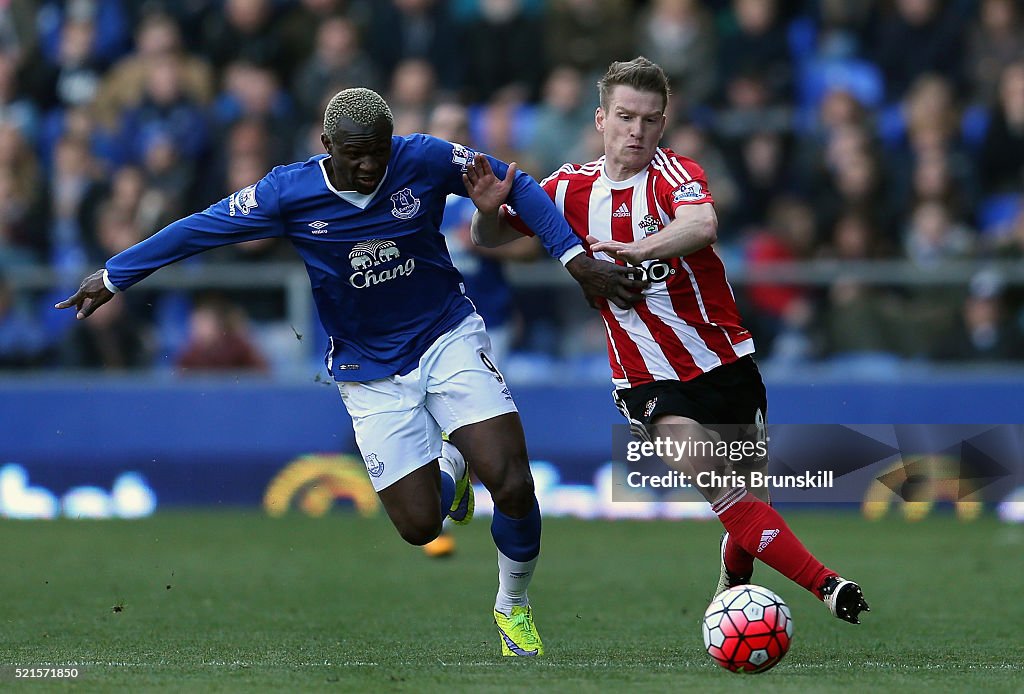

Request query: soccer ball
[{"left": 702, "top": 585, "right": 793, "bottom": 674}]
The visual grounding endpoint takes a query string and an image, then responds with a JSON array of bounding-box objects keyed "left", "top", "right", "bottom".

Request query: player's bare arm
[
  {"left": 470, "top": 207, "right": 527, "bottom": 248},
  {"left": 589, "top": 203, "right": 718, "bottom": 264},
  {"left": 54, "top": 269, "right": 115, "bottom": 320}
]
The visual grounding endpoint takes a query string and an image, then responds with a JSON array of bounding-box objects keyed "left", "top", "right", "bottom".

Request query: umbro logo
[
  {"left": 309, "top": 220, "right": 329, "bottom": 234},
  {"left": 612, "top": 202, "right": 631, "bottom": 218},
  {"left": 757, "top": 528, "right": 779, "bottom": 553}
]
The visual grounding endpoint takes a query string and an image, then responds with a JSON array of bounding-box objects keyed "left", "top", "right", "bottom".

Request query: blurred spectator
[
  {"left": 934, "top": 271, "right": 1024, "bottom": 361},
  {"left": 94, "top": 12, "right": 214, "bottom": 132},
  {"left": 713, "top": 69, "right": 792, "bottom": 147},
  {"left": 387, "top": 58, "right": 437, "bottom": 135},
  {"left": 966, "top": 0, "right": 1024, "bottom": 106},
  {"left": 200, "top": 0, "right": 286, "bottom": 78},
  {"left": 36, "top": 0, "right": 130, "bottom": 67},
  {"left": 0, "top": 123, "right": 45, "bottom": 264},
  {"left": 36, "top": 15, "right": 105, "bottom": 111},
  {"left": 717, "top": 0, "right": 792, "bottom": 103},
  {"left": 731, "top": 131, "right": 792, "bottom": 231},
  {"left": 819, "top": 214, "right": 905, "bottom": 357},
  {"left": 871, "top": 0, "right": 966, "bottom": 101},
  {"left": 278, "top": 0, "right": 373, "bottom": 81},
  {"left": 82, "top": 164, "right": 174, "bottom": 247},
  {"left": 990, "top": 206, "right": 1024, "bottom": 259},
  {"left": 814, "top": 136, "right": 894, "bottom": 242},
  {"left": 293, "top": 14, "right": 379, "bottom": 121},
  {"left": 666, "top": 120, "right": 739, "bottom": 234},
  {"left": 823, "top": 278, "right": 904, "bottom": 357},
  {"left": 92, "top": 200, "right": 142, "bottom": 262},
  {"left": 979, "top": 61, "right": 1024, "bottom": 195},
  {"left": 743, "top": 196, "right": 817, "bottom": 354},
  {"left": 528, "top": 65, "right": 591, "bottom": 176},
  {"left": 121, "top": 0, "right": 213, "bottom": 45},
  {"left": 0, "top": 272, "right": 49, "bottom": 367},
  {"left": 822, "top": 210, "right": 894, "bottom": 262},
  {"left": 795, "top": 88, "right": 873, "bottom": 193},
  {"left": 881, "top": 74, "right": 978, "bottom": 228},
  {"left": 544, "top": 0, "right": 632, "bottom": 81},
  {"left": 175, "top": 294, "right": 269, "bottom": 373},
  {"left": 0, "top": 51, "right": 37, "bottom": 140},
  {"left": 471, "top": 89, "right": 539, "bottom": 177},
  {"left": 903, "top": 201, "right": 974, "bottom": 266},
  {"left": 366, "top": 0, "right": 460, "bottom": 92},
  {"left": 0, "top": 0, "right": 37, "bottom": 62},
  {"left": 810, "top": 0, "right": 877, "bottom": 57},
  {"left": 461, "top": 0, "right": 544, "bottom": 103},
  {"left": 564, "top": 124, "right": 604, "bottom": 165},
  {"left": 0, "top": 170, "right": 38, "bottom": 266},
  {"left": 212, "top": 61, "right": 294, "bottom": 167},
  {"left": 58, "top": 289, "right": 151, "bottom": 369},
  {"left": 48, "top": 133, "right": 103, "bottom": 270},
  {"left": 635, "top": 0, "right": 716, "bottom": 110},
  {"left": 116, "top": 55, "right": 209, "bottom": 168},
  {"left": 135, "top": 130, "right": 193, "bottom": 220},
  {"left": 907, "top": 146, "right": 974, "bottom": 222}
]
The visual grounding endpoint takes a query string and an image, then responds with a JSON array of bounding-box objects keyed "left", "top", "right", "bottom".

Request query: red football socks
[
  {"left": 724, "top": 532, "right": 755, "bottom": 578},
  {"left": 713, "top": 488, "right": 836, "bottom": 599}
]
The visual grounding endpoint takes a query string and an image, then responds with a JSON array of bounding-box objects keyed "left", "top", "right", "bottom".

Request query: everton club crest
[{"left": 390, "top": 188, "right": 421, "bottom": 219}]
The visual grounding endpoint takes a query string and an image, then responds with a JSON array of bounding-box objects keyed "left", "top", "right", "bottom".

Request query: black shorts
[{"left": 612, "top": 356, "right": 768, "bottom": 450}]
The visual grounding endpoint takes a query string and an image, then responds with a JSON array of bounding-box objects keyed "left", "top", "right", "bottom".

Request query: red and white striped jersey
[{"left": 506, "top": 148, "right": 754, "bottom": 389}]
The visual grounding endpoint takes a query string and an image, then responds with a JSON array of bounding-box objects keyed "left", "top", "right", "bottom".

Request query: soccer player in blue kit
[{"left": 56, "top": 88, "right": 643, "bottom": 657}]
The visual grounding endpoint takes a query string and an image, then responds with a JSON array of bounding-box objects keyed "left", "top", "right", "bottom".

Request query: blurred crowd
[{"left": 1, "top": 0, "right": 1023, "bottom": 377}]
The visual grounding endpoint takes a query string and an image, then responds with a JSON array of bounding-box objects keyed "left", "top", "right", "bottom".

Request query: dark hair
[{"left": 597, "top": 57, "right": 670, "bottom": 111}]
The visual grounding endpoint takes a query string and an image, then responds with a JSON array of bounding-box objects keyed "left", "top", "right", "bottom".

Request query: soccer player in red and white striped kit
[{"left": 468, "top": 57, "right": 870, "bottom": 624}]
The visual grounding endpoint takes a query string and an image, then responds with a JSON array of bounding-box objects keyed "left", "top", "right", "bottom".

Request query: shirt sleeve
[
  {"left": 105, "top": 171, "right": 286, "bottom": 290},
  {"left": 502, "top": 171, "right": 560, "bottom": 238},
  {"left": 657, "top": 155, "right": 715, "bottom": 216},
  {"left": 420, "top": 135, "right": 582, "bottom": 262}
]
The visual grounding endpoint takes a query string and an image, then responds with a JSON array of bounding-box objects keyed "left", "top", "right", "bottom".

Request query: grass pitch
[{"left": 0, "top": 511, "right": 1021, "bottom": 692}]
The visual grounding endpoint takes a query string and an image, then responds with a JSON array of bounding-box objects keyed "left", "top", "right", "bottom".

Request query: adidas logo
[
  {"left": 757, "top": 528, "right": 779, "bottom": 553},
  {"left": 612, "top": 202, "right": 631, "bottom": 218}
]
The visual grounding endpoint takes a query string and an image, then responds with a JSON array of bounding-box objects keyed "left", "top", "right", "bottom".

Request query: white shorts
[{"left": 337, "top": 313, "right": 518, "bottom": 491}]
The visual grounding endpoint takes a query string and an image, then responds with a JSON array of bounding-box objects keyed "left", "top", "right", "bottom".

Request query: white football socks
[
  {"left": 438, "top": 440, "right": 465, "bottom": 482},
  {"left": 495, "top": 549, "right": 538, "bottom": 615}
]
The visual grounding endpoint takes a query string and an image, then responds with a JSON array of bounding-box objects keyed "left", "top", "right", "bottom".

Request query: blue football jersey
[
  {"left": 105, "top": 134, "right": 581, "bottom": 381},
  {"left": 440, "top": 194, "right": 512, "bottom": 330}
]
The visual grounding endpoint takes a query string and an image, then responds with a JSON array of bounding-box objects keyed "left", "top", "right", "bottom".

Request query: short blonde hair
[{"left": 323, "top": 88, "right": 393, "bottom": 140}]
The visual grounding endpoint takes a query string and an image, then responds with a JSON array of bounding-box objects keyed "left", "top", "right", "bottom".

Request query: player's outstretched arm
[
  {"left": 590, "top": 203, "right": 718, "bottom": 262},
  {"left": 463, "top": 152, "right": 645, "bottom": 309},
  {"left": 55, "top": 175, "right": 284, "bottom": 320},
  {"left": 54, "top": 269, "right": 114, "bottom": 320}
]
